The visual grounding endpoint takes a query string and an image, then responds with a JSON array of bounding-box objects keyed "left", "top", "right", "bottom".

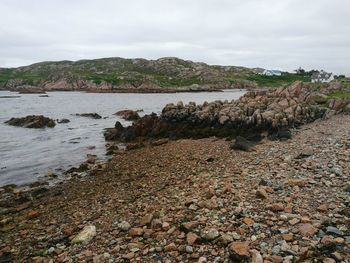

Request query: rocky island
[{"left": 0, "top": 81, "right": 349, "bottom": 262}]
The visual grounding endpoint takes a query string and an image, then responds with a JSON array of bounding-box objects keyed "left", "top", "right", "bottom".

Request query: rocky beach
[{"left": 1, "top": 81, "right": 350, "bottom": 262}]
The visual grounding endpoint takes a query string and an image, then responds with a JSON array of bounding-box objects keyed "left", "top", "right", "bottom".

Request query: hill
[{"left": 0, "top": 57, "right": 310, "bottom": 92}]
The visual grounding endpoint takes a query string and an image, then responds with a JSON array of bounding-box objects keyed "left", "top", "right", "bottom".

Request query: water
[{"left": 0, "top": 89, "right": 246, "bottom": 186}]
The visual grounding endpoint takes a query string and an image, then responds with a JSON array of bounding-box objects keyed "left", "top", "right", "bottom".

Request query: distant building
[
  {"left": 262, "top": 69, "right": 282, "bottom": 76},
  {"left": 311, "top": 70, "right": 334, "bottom": 83}
]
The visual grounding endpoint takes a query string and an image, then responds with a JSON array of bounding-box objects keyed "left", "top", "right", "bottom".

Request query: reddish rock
[
  {"left": 229, "top": 242, "right": 250, "bottom": 261},
  {"left": 299, "top": 223, "right": 317, "bottom": 237},
  {"left": 27, "top": 210, "right": 40, "bottom": 219},
  {"left": 270, "top": 203, "right": 284, "bottom": 212},
  {"left": 187, "top": 232, "right": 200, "bottom": 245},
  {"left": 164, "top": 242, "right": 177, "bottom": 252},
  {"left": 243, "top": 217, "right": 254, "bottom": 226},
  {"left": 140, "top": 214, "right": 153, "bottom": 226},
  {"left": 129, "top": 227, "right": 144, "bottom": 237}
]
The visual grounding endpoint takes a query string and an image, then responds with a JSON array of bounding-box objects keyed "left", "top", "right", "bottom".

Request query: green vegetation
[
  {"left": 247, "top": 73, "right": 311, "bottom": 87},
  {"left": 0, "top": 69, "right": 42, "bottom": 85},
  {"left": 0, "top": 57, "right": 319, "bottom": 89},
  {"left": 328, "top": 91, "right": 350, "bottom": 99}
]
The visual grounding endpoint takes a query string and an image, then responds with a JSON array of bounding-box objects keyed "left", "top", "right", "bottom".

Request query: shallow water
[{"left": 0, "top": 89, "right": 245, "bottom": 186}]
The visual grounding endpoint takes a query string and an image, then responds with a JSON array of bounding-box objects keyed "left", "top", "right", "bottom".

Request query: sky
[{"left": 0, "top": 0, "right": 349, "bottom": 74}]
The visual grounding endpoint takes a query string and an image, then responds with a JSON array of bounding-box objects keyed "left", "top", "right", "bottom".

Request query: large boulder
[
  {"left": 5, "top": 115, "right": 56, "bottom": 128},
  {"left": 114, "top": 109, "right": 140, "bottom": 121}
]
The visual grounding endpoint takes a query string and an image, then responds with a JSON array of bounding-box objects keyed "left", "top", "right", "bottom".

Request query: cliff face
[{"left": 0, "top": 57, "right": 258, "bottom": 92}]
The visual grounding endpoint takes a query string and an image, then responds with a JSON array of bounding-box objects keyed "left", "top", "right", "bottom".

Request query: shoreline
[
  {"left": 1, "top": 114, "right": 349, "bottom": 261},
  {"left": 1, "top": 88, "right": 241, "bottom": 94}
]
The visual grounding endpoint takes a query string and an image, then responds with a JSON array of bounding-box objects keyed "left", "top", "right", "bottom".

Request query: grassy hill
[{"left": 0, "top": 57, "right": 311, "bottom": 90}]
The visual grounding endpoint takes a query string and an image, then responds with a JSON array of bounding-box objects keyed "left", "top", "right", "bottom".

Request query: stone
[
  {"left": 140, "top": 214, "right": 153, "bottom": 226},
  {"left": 250, "top": 249, "right": 263, "bottom": 263},
  {"left": 57, "top": 118, "right": 70, "bottom": 124},
  {"left": 187, "top": 232, "right": 200, "bottom": 245},
  {"left": 114, "top": 109, "right": 140, "bottom": 121},
  {"left": 201, "top": 228, "right": 220, "bottom": 241},
  {"left": 129, "top": 227, "right": 144, "bottom": 237},
  {"left": 271, "top": 203, "right": 284, "bottom": 212},
  {"left": 71, "top": 225, "right": 96, "bottom": 244},
  {"left": 299, "top": 223, "right": 317, "bottom": 237},
  {"left": 256, "top": 188, "right": 268, "bottom": 199},
  {"left": 27, "top": 210, "right": 40, "bottom": 219},
  {"left": 282, "top": 233, "right": 294, "bottom": 241},
  {"left": 5, "top": 115, "right": 56, "bottom": 128},
  {"left": 243, "top": 217, "right": 254, "bottom": 226},
  {"left": 122, "top": 252, "right": 135, "bottom": 260},
  {"left": 326, "top": 226, "right": 344, "bottom": 236},
  {"left": 117, "top": 221, "right": 131, "bottom": 231},
  {"left": 297, "top": 147, "right": 314, "bottom": 158},
  {"left": 229, "top": 242, "right": 250, "bottom": 261},
  {"left": 75, "top": 113, "right": 102, "bottom": 119},
  {"left": 164, "top": 242, "right": 177, "bottom": 252}
]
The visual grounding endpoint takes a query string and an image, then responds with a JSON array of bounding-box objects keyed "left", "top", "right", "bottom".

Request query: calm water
[{"left": 0, "top": 90, "right": 245, "bottom": 186}]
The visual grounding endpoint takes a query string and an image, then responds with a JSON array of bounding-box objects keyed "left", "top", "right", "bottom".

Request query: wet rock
[
  {"left": 71, "top": 225, "right": 96, "bottom": 244},
  {"left": 5, "top": 115, "right": 56, "bottom": 128},
  {"left": 114, "top": 109, "right": 140, "bottom": 121},
  {"left": 57, "top": 118, "right": 70, "bottom": 124},
  {"left": 75, "top": 113, "right": 102, "bottom": 119}
]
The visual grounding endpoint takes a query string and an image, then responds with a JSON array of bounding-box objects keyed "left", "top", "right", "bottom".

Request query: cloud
[{"left": 0, "top": 0, "right": 349, "bottom": 74}]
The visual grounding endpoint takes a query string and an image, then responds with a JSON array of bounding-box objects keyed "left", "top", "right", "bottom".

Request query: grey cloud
[{"left": 0, "top": 0, "right": 349, "bottom": 74}]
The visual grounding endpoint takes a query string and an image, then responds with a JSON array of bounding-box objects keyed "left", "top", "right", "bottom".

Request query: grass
[
  {"left": 247, "top": 73, "right": 311, "bottom": 87},
  {"left": 0, "top": 70, "right": 42, "bottom": 85},
  {"left": 328, "top": 91, "right": 350, "bottom": 99}
]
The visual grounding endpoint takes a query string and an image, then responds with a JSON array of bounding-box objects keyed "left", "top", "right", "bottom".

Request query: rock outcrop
[
  {"left": 5, "top": 115, "right": 56, "bottom": 128},
  {"left": 105, "top": 82, "right": 349, "bottom": 143}
]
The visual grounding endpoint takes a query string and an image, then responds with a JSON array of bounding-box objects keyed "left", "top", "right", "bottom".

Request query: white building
[
  {"left": 262, "top": 69, "right": 282, "bottom": 76},
  {"left": 311, "top": 70, "right": 334, "bottom": 83}
]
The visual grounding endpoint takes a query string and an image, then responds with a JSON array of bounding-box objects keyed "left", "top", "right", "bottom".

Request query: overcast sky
[{"left": 0, "top": 0, "right": 349, "bottom": 74}]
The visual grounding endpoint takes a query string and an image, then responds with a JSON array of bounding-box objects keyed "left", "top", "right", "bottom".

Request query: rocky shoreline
[
  {"left": 104, "top": 81, "right": 350, "bottom": 144},
  {"left": 1, "top": 81, "right": 349, "bottom": 262},
  {"left": 0, "top": 113, "right": 349, "bottom": 262}
]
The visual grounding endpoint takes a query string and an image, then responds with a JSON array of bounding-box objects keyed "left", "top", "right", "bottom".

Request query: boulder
[
  {"left": 5, "top": 115, "right": 56, "bottom": 128},
  {"left": 114, "top": 109, "right": 140, "bottom": 121}
]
